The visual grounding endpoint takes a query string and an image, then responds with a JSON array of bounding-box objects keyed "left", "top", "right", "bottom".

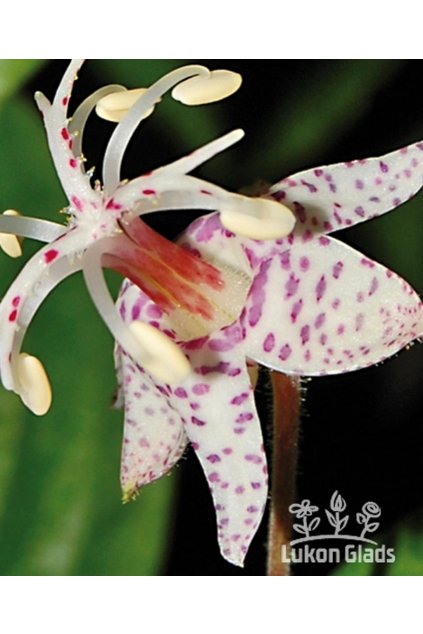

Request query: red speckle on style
[{"left": 44, "top": 249, "right": 59, "bottom": 263}]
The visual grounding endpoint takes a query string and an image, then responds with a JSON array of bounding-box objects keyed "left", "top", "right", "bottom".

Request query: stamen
[
  {"left": 102, "top": 65, "right": 209, "bottom": 193},
  {"left": 129, "top": 321, "right": 191, "bottom": 384},
  {"left": 69, "top": 84, "right": 126, "bottom": 159},
  {"left": 0, "top": 210, "right": 23, "bottom": 257},
  {"left": 95, "top": 89, "right": 159, "bottom": 123},
  {"left": 219, "top": 195, "right": 296, "bottom": 239},
  {"left": 16, "top": 353, "right": 52, "bottom": 416},
  {"left": 171, "top": 70, "right": 242, "bottom": 106}
]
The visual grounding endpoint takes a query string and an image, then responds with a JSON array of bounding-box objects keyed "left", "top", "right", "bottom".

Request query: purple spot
[
  {"left": 285, "top": 273, "right": 300, "bottom": 298},
  {"left": 263, "top": 332, "right": 275, "bottom": 352},
  {"left": 279, "top": 344, "right": 292, "bottom": 361},
  {"left": 207, "top": 454, "right": 221, "bottom": 463},
  {"left": 192, "top": 383, "right": 209, "bottom": 395},
  {"left": 293, "top": 201, "right": 307, "bottom": 223},
  {"left": 319, "top": 236, "right": 330, "bottom": 246},
  {"left": 300, "top": 257, "right": 310, "bottom": 271},
  {"left": 280, "top": 251, "right": 291, "bottom": 270},
  {"left": 245, "top": 454, "right": 262, "bottom": 464},
  {"left": 290, "top": 299, "right": 303, "bottom": 324},
  {"left": 248, "top": 260, "right": 271, "bottom": 327},
  {"left": 355, "top": 313, "right": 364, "bottom": 331},
  {"left": 369, "top": 277, "right": 379, "bottom": 296},
  {"left": 251, "top": 482, "right": 262, "bottom": 489},
  {"left": 314, "top": 312, "right": 326, "bottom": 329},
  {"left": 222, "top": 447, "right": 233, "bottom": 455},
  {"left": 236, "top": 412, "right": 254, "bottom": 423},
  {"left": 231, "top": 392, "right": 250, "bottom": 406},
  {"left": 235, "top": 486, "right": 245, "bottom": 495},
  {"left": 247, "top": 505, "right": 258, "bottom": 513},
  {"left": 208, "top": 472, "right": 220, "bottom": 482},
  {"left": 300, "top": 180, "right": 318, "bottom": 193},
  {"left": 354, "top": 206, "right": 365, "bottom": 217},
  {"left": 191, "top": 416, "right": 206, "bottom": 426},
  {"left": 300, "top": 324, "right": 310, "bottom": 345},
  {"left": 355, "top": 179, "right": 364, "bottom": 190},
  {"left": 315, "top": 275, "right": 327, "bottom": 302},
  {"left": 379, "top": 161, "right": 389, "bottom": 173},
  {"left": 332, "top": 261, "right": 344, "bottom": 279},
  {"left": 175, "top": 387, "right": 188, "bottom": 398}
]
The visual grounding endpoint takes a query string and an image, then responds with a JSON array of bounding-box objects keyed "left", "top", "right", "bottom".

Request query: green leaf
[{"left": 0, "top": 60, "right": 45, "bottom": 106}]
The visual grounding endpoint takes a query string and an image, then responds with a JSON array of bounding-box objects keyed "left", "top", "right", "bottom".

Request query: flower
[
  {"left": 0, "top": 59, "right": 295, "bottom": 415},
  {"left": 288, "top": 500, "right": 319, "bottom": 519},
  {"left": 116, "top": 138, "right": 423, "bottom": 566}
]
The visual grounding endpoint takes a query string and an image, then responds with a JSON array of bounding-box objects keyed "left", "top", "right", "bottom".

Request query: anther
[
  {"left": 129, "top": 321, "right": 191, "bottom": 384},
  {"left": 16, "top": 353, "right": 52, "bottom": 416},
  {"left": 96, "top": 89, "right": 159, "bottom": 122},
  {"left": 219, "top": 195, "right": 296, "bottom": 240},
  {"left": 0, "top": 210, "right": 23, "bottom": 258},
  {"left": 171, "top": 70, "right": 242, "bottom": 106}
]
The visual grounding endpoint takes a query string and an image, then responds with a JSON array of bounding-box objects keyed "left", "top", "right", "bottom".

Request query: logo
[{"left": 282, "top": 491, "right": 395, "bottom": 565}]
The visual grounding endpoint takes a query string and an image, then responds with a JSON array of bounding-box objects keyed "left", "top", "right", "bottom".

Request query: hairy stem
[{"left": 267, "top": 372, "right": 301, "bottom": 576}]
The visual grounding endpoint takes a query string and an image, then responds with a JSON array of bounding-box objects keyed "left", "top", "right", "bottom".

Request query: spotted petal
[
  {"left": 242, "top": 234, "right": 422, "bottom": 375},
  {"left": 117, "top": 283, "right": 267, "bottom": 566},
  {"left": 270, "top": 141, "right": 423, "bottom": 236},
  {"left": 169, "top": 344, "right": 268, "bottom": 567},
  {"left": 117, "top": 347, "right": 188, "bottom": 500}
]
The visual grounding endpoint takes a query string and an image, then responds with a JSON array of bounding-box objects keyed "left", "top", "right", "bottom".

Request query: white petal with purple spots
[
  {"left": 270, "top": 140, "right": 423, "bottom": 236},
  {"left": 242, "top": 235, "right": 422, "bottom": 374}
]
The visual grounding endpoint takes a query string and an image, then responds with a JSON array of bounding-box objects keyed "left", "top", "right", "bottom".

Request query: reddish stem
[{"left": 267, "top": 372, "right": 301, "bottom": 576}]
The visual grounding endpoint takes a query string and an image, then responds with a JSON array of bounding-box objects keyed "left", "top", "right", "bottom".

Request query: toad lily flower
[
  {"left": 115, "top": 142, "right": 423, "bottom": 567},
  {"left": 0, "top": 59, "right": 295, "bottom": 415}
]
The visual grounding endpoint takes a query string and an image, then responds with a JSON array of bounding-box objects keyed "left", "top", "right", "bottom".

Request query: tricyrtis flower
[
  {"left": 0, "top": 59, "right": 294, "bottom": 415},
  {"left": 116, "top": 140, "right": 423, "bottom": 566}
]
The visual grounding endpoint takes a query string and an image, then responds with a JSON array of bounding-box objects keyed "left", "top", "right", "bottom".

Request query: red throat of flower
[{"left": 104, "top": 218, "right": 249, "bottom": 338}]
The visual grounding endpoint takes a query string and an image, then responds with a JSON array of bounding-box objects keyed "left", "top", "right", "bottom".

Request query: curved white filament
[{"left": 102, "top": 65, "right": 209, "bottom": 193}]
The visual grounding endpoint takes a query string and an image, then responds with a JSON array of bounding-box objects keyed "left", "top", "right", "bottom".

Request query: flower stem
[{"left": 266, "top": 372, "right": 301, "bottom": 576}]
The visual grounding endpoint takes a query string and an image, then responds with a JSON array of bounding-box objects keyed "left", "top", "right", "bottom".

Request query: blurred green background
[{"left": 0, "top": 60, "right": 422, "bottom": 576}]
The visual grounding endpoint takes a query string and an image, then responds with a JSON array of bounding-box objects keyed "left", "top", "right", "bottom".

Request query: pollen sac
[
  {"left": 0, "top": 210, "right": 23, "bottom": 258},
  {"left": 129, "top": 321, "right": 191, "bottom": 384},
  {"left": 16, "top": 353, "right": 52, "bottom": 416},
  {"left": 95, "top": 88, "right": 158, "bottom": 122},
  {"left": 220, "top": 195, "right": 296, "bottom": 240},
  {"left": 171, "top": 70, "right": 242, "bottom": 106}
]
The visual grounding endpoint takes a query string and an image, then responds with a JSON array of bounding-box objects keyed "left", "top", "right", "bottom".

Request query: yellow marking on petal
[
  {"left": 130, "top": 321, "right": 191, "bottom": 384},
  {"left": 16, "top": 353, "right": 52, "bottom": 416},
  {"left": 0, "top": 210, "right": 23, "bottom": 258},
  {"left": 96, "top": 88, "right": 160, "bottom": 122},
  {"left": 172, "top": 70, "right": 242, "bottom": 105},
  {"left": 220, "top": 195, "right": 296, "bottom": 240},
  {"left": 122, "top": 484, "right": 139, "bottom": 504}
]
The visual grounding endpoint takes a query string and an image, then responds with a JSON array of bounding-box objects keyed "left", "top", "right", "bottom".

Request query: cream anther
[
  {"left": 96, "top": 89, "right": 158, "bottom": 122},
  {"left": 220, "top": 195, "right": 296, "bottom": 240},
  {"left": 0, "top": 210, "right": 23, "bottom": 258},
  {"left": 16, "top": 353, "right": 52, "bottom": 416},
  {"left": 129, "top": 322, "right": 191, "bottom": 384},
  {"left": 171, "top": 70, "right": 242, "bottom": 106}
]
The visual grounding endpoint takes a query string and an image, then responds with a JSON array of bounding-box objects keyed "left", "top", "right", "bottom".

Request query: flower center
[{"left": 110, "top": 217, "right": 251, "bottom": 340}]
